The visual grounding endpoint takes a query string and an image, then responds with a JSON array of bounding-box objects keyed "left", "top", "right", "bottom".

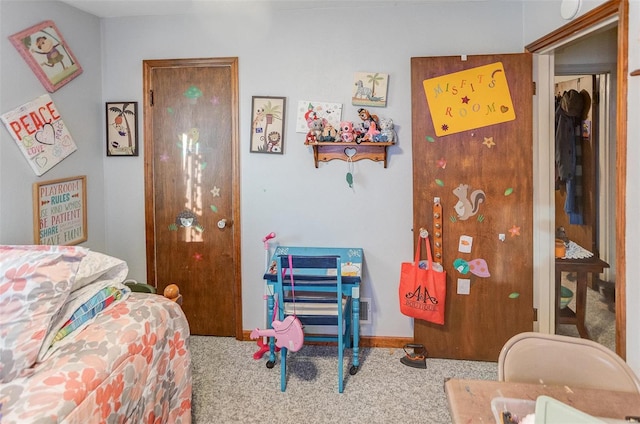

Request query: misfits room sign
[{"left": 422, "top": 62, "right": 516, "bottom": 137}]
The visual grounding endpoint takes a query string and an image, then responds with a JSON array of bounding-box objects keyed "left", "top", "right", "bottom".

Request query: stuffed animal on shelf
[
  {"left": 363, "top": 120, "right": 381, "bottom": 142},
  {"left": 352, "top": 122, "right": 366, "bottom": 144},
  {"left": 375, "top": 118, "right": 395, "bottom": 142},
  {"left": 339, "top": 121, "right": 355, "bottom": 142},
  {"left": 304, "top": 118, "right": 324, "bottom": 144},
  {"left": 357, "top": 108, "right": 379, "bottom": 131},
  {"left": 319, "top": 123, "right": 339, "bottom": 142}
]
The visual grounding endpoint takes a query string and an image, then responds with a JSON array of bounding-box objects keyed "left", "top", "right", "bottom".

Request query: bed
[{"left": 0, "top": 245, "right": 192, "bottom": 423}]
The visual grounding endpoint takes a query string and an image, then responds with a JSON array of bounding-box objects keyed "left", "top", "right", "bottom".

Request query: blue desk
[{"left": 263, "top": 246, "right": 363, "bottom": 372}]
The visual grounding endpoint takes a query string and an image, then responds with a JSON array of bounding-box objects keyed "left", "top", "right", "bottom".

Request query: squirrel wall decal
[{"left": 453, "top": 184, "right": 486, "bottom": 221}]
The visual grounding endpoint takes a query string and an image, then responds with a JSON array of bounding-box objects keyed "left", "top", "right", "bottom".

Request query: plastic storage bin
[{"left": 491, "top": 397, "right": 536, "bottom": 423}]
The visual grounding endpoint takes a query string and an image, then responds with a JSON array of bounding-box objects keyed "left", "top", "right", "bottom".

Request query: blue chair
[{"left": 275, "top": 254, "right": 357, "bottom": 393}]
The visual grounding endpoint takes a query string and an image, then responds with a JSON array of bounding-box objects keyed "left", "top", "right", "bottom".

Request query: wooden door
[
  {"left": 411, "top": 54, "right": 533, "bottom": 361},
  {"left": 143, "top": 58, "right": 241, "bottom": 337}
]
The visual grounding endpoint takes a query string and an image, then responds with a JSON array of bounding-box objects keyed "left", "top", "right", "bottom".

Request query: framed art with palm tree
[
  {"left": 106, "top": 101, "right": 138, "bottom": 156},
  {"left": 352, "top": 72, "right": 388, "bottom": 108},
  {"left": 250, "top": 96, "right": 285, "bottom": 154}
]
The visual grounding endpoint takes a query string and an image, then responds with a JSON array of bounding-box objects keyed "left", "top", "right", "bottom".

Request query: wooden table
[
  {"left": 445, "top": 378, "right": 640, "bottom": 423},
  {"left": 555, "top": 256, "right": 609, "bottom": 339}
]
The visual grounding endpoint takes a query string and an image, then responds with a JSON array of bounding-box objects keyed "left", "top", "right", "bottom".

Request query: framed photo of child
[{"left": 9, "top": 20, "right": 83, "bottom": 92}]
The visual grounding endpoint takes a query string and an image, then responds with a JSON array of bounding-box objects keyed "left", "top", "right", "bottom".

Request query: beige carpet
[
  {"left": 190, "top": 336, "right": 496, "bottom": 423},
  {"left": 189, "top": 275, "right": 615, "bottom": 423}
]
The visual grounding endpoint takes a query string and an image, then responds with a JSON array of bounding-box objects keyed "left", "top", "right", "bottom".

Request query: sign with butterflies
[{"left": 1, "top": 94, "right": 77, "bottom": 176}]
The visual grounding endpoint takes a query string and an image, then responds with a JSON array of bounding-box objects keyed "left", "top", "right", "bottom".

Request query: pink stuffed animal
[
  {"left": 340, "top": 121, "right": 354, "bottom": 142},
  {"left": 363, "top": 121, "right": 380, "bottom": 142}
]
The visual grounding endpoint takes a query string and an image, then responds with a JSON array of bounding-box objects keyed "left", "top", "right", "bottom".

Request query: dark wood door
[
  {"left": 411, "top": 54, "right": 533, "bottom": 361},
  {"left": 143, "top": 58, "right": 241, "bottom": 337}
]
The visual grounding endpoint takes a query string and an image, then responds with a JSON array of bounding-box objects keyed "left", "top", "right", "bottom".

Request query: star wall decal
[
  {"left": 160, "top": 152, "right": 170, "bottom": 162},
  {"left": 211, "top": 186, "right": 221, "bottom": 197},
  {"left": 461, "top": 96, "right": 470, "bottom": 104},
  {"left": 509, "top": 225, "right": 521, "bottom": 237},
  {"left": 483, "top": 136, "right": 496, "bottom": 148}
]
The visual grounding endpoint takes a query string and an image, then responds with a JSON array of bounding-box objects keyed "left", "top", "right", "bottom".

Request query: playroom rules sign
[{"left": 34, "top": 175, "right": 87, "bottom": 245}]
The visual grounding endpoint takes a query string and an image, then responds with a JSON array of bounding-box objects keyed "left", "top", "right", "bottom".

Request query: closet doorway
[
  {"left": 527, "top": 0, "right": 627, "bottom": 357},
  {"left": 142, "top": 58, "right": 242, "bottom": 338},
  {"left": 554, "top": 72, "right": 617, "bottom": 349}
]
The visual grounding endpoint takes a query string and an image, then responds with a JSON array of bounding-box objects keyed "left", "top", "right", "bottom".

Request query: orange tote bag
[{"left": 399, "top": 234, "right": 447, "bottom": 325}]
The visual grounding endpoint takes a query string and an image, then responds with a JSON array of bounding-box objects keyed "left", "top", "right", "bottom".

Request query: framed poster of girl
[{"left": 9, "top": 20, "right": 83, "bottom": 92}]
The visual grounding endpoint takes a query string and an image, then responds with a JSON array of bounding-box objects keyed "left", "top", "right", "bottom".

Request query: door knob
[{"left": 217, "top": 219, "right": 228, "bottom": 229}]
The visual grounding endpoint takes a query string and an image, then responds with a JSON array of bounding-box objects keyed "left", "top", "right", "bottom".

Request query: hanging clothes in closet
[{"left": 555, "top": 89, "right": 590, "bottom": 225}]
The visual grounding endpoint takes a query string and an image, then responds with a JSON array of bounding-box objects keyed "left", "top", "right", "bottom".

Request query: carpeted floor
[
  {"left": 190, "top": 336, "right": 497, "bottom": 423},
  {"left": 190, "top": 275, "right": 615, "bottom": 423}
]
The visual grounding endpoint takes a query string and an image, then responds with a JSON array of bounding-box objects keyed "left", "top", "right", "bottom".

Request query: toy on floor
[
  {"left": 250, "top": 315, "right": 304, "bottom": 352},
  {"left": 253, "top": 337, "right": 279, "bottom": 360},
  {"left": 254, "top": 232, "right": 278, "bottom": 360}
]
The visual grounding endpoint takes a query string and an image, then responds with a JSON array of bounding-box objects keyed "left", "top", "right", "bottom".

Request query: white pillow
[
  {"left": 73, "top": 250, "right": 127, "bottom": 291},
  {"left": 0, "top": 245, "right": 87, "bottom": 383}
]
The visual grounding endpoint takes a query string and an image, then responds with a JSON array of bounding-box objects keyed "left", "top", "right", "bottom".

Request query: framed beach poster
[
  {"left": 106, "top": 101, "right": 138, "bottom": 156},
  {"left": 9, "top": 20, "right": 83, "bottom": 92},
  {"left": 33, "top": 175, "right": 87, "bottom": 245}
]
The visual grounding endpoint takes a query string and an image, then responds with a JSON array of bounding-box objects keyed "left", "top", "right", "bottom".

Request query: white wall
[
  {"left": 625, "top": 0, "right": 640, "bottom": 375},
  {"left": 100, "top": 1, "right": 526, "bottom": 338},
  {"left": 0, "top": 1, "right": 106, "bottom": 248},
  {"left": 522, "top": 0, "right": 610, "bottom": 42}
]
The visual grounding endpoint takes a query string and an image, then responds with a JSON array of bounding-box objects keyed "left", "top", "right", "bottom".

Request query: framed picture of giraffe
[
  {"left": 9, "top": 20, "right": 83, "bottom": 93},
  {"left": 106, "top": 102, "right": 138, "bottom": 156},
  {"left": 250, "top": 96, "right": 286, "bottom": 154}
]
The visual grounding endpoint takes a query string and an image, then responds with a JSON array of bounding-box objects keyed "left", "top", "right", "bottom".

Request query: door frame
[
  {"left": 527, "top": 0, "right": 628, "bottom": 357},
  {"left": 142, "top": 57, "right": 243, "bottom": 339}
]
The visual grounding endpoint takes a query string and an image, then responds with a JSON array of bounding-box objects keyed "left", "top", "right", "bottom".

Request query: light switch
[{"left": 457, "top": 278, "right": 471, "bottom": 295}]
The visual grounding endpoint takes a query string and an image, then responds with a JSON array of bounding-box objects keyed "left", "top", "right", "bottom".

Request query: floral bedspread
[{"left": 0, "top": 293, "right": 192, "bottom": 423}]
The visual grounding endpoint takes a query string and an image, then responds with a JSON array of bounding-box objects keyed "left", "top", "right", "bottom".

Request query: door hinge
[
  {"left": 149, "top": 90, "right": 154, "bottom": 106},
  {"left": 532, "top": 81, "right": 536, "bottom": 95},
  {"left": 533, "top": 307, "right": 538, "bottom": 322}
]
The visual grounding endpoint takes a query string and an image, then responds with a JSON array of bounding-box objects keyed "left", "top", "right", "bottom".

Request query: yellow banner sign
[{"left": 423, "top": 62, "right": 515, "bottom": 137}]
